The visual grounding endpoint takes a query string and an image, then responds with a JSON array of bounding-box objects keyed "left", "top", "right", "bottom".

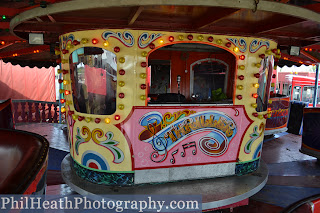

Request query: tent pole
[
  {"left": 313, "top": 63, "right": 319, "bottom": 107},
  {"left": 59, "top": 65, "right": 62, "bottom": 123}
]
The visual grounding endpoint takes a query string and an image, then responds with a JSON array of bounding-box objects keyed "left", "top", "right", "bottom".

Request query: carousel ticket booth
[{"left": 58, "top": 29, "right": 279, "bottom": 210}]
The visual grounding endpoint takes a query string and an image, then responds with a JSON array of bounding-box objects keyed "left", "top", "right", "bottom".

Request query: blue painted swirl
[{"left": 102, "top": 31, "right": 134, "bottom": 47}]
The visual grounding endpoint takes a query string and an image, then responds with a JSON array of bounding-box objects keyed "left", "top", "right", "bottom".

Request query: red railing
[{"left": 11, "top": 100, "right": 65, "bottom": 123}]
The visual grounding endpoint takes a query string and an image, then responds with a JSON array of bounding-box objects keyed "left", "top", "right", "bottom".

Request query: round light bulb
[
  {"left": 253, "top": 83, "right": 260, "bottom": 88},
  {"left": 105, "top": 118, "right": 111, "bottom": 124},
  {"left": 103, "top": 41, "right": 109, "bottom": 47}
]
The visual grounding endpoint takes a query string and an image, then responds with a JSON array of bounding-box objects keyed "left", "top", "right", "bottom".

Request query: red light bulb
[
  {"left": 92, "top": 38, "right": 99, "bottom": 44},
  {"left": 140, "top": 84, "right": 146, "bottom": 89},
  {"left": 169, "top": 36, "right": 174, "bottom": 42},
  {"left": 58, "top": 79, "right": 63, "bottom": 84},
  {"left": 115, "top": 115, "right": 121, "bottom": 120},
  {"left": 238, "top": 75, "right": 244, "bottom": 80},
  {"left": 187, "top": 35, "right": 193, "bottom": 40},
  {"left": 114, "top": 46, "right": 120, "bottom": 53},
  {"left": 60, "top": 99, "right": 65, "bottom": 103},
  {"left": 225, "top": 42, "right": 231, "bottom": 48},
  {"left": 119, "top": 69, "right": 125, "bottom": 75},
  {"left": 95, "top": 118, "right": 101, "bottom": 123},
  {"left": 62, "top": 49, "right": 69, "bottom": 54},
  {"left": 236, "top": 95, "right": 242, "bottom": 100},
  {"left": 239, "top": 55, "right": 245, "bottom": 60},
  {"left": 73, "top": 40, "right": 80, "bottom": 46},
  {"left": 252, "top": 113, "right": 258, "bottom": 117},
  {"left": 252, "top": 93, "right": 258, "bottom": 98},
  {"left": 259, "top": 54, "right": 265, "bottom": 59},
  {"left": 64, "top": 90, "right": 70, "bottom": 95},
  {"left": 141, "top": 62, "right": 147, "bottom": 67},
  {"left": 119, "top": 93, "right": 125, "bottom": 98},
  {"left": 207, "top": 36, "right": 214, "bottom": 42},
  {"left": 254, "top": 73, "right": 260, "bottom": 78},
  {"left": 149, "top": 43, "right": 155, "bottom": 49}
]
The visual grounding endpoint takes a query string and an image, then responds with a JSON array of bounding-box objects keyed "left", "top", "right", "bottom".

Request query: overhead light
[
  {"left": 29, "top": 33, "right": 44, "bottom": 45},
  {"left": 288, "top": 46, "right": 300, "bottom": 56}
]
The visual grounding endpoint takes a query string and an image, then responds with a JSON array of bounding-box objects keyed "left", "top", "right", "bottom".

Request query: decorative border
[
  {"left": 102, "top": 31, "right": 134, "bottom": 47},
  {"left": 72, "top": 158, "right": 134, "bottom": 186},
  {"left": 235, "top": 158, "right": 260, "bottom": 176},
  {"left": 60, "top": 34, "right": 75, "bottom": 51},
  {"left": 249, "top": 39, "right": 270, "bottom": 53},
  {"left": 244, "top": 123, "right": 264, "bottom": 154},
  {"left": 226, "top": 38, "right": 247, "bottom": 53},
  {"left": 138, "top": 32, "right": 163, "bottom": 49}
]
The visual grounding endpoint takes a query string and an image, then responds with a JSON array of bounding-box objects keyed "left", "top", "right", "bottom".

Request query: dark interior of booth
[{"left": 147, "top": 43, "right": 236, "bottom": 105}]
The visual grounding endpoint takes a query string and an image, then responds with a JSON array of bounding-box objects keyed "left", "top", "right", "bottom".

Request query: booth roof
[{"left": 0, "top": 0, "right": 319, "bottom": 68}]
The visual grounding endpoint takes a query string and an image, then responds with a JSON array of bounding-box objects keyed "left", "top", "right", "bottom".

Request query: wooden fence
[{"left": 11, "top": 100, "right": 64, "bottom": 124}]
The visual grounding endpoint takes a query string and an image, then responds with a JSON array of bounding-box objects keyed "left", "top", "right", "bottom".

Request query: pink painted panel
[{"left": 119, "top": 106, "right": 252, "bottom": 170}]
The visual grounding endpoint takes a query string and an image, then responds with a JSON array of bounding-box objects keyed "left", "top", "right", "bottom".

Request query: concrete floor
[{"left": 16, "top": 123, "right": 320, "bottom": 212}]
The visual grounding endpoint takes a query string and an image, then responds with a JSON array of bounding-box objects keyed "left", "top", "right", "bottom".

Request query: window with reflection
[
  {"left": 303, "top": 86, "right": 320, "bottom": 104},
  {"left": 147, "top": 43, "right": 235, "bottom": 105},
  {"left": 191, "top": 59, "right": 228, "bottom": 102},
  {"left": 292, "top": 86, "right": 301, "bottom": 101},
  {"left": 302, "top": 86, "right": 315, "bottom": 103},
  {"left": 256, "top": 56, "right": 273, "bottom": 112},
  {"left": 282, "top": 84, "right": 288, "bottom": 96},
  {"left": 69, "top": 47, "right": 117, "bottom": 115}
]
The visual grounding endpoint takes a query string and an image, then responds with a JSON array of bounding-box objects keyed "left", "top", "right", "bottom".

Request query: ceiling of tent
[{"left": 0, "top": 0, "right": 319, "bottom": 68}]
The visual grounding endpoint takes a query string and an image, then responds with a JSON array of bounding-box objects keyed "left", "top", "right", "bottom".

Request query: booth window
[
  {"left": 282, "top": 84, "right": 288, "bottom": 96},
  {"left": 256, "top": 56, "right": 273, "bottom": 112},
  {"left": 190, "top": 59, "right": 229, "bottom": 102},
  {"left": 292, "top": 86, "right": 301, "bottom": 101},
  {"left": 147, "top": 43, "right": 235, "bottom": 105},
  {"left": 69, "top": 47, "right": 117, "bottom": 115},
  {"left": 302, "top": 86, "right": 320, "bottom": 104}
]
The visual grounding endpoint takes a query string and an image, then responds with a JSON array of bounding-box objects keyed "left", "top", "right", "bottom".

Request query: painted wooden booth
[{"left": 57, "top": 29, "right": 279, "bottom": 186}]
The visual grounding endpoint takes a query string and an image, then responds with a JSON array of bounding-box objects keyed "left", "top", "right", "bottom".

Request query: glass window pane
[
  {"left": 283, "top": 84, "right": 288, "bottom": 95},
  {"left": 147, "top": 43, "right": 234, "bottom": 105},
  {"left": 192, "top": 60, "right": 227, "bottom": 102},
  {"left": 256, "top": 56, "right": 273, "bottom": 112},
  {"left": 302, "top": 86, "right": 314, "bottom": 103},
  {"left": 288, "top": 85, "right": 292, "bottom": 97},
  {"left": 292, "top": 86, "right": 301, "bottom": 101},
  {"left": 69, "top": 47, "right": 117, "bottom": 115}
]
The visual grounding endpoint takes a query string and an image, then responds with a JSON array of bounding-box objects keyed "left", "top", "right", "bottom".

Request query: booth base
[{"left": 62, "top": 154, "right": 268, "bottom": 211}]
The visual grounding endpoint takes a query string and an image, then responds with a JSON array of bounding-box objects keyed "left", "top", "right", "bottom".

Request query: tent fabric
[
  {"left": 84, "top": 65, "right": 106, "bottom": 96},
  {"left": 0, "top": 60, "right": 56, "bottom": 102}
]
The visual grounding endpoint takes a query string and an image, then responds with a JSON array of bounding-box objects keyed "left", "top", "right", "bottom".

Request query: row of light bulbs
[{"left": 57, "top": 33, "right": 280, "bottom": 122}]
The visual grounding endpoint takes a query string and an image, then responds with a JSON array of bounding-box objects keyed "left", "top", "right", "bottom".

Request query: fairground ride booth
[{"left": 57, "top": 29, "right": 277, "bottom": 210}]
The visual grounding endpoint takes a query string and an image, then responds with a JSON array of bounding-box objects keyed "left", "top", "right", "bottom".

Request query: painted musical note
[
  {"left": 170, "top": 149, "right": 179, "bottom": 164},
  {"left": 181, "top": 141, "right": 197, "bottom": 157}
]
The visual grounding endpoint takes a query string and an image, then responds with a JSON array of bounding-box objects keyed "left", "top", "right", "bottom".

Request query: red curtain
[
  {"left": 0, "top": 60, "right": 56, "bottom": 102},
  {"left": 84, "top": 65, "right": 107, "bottom": 96}
]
